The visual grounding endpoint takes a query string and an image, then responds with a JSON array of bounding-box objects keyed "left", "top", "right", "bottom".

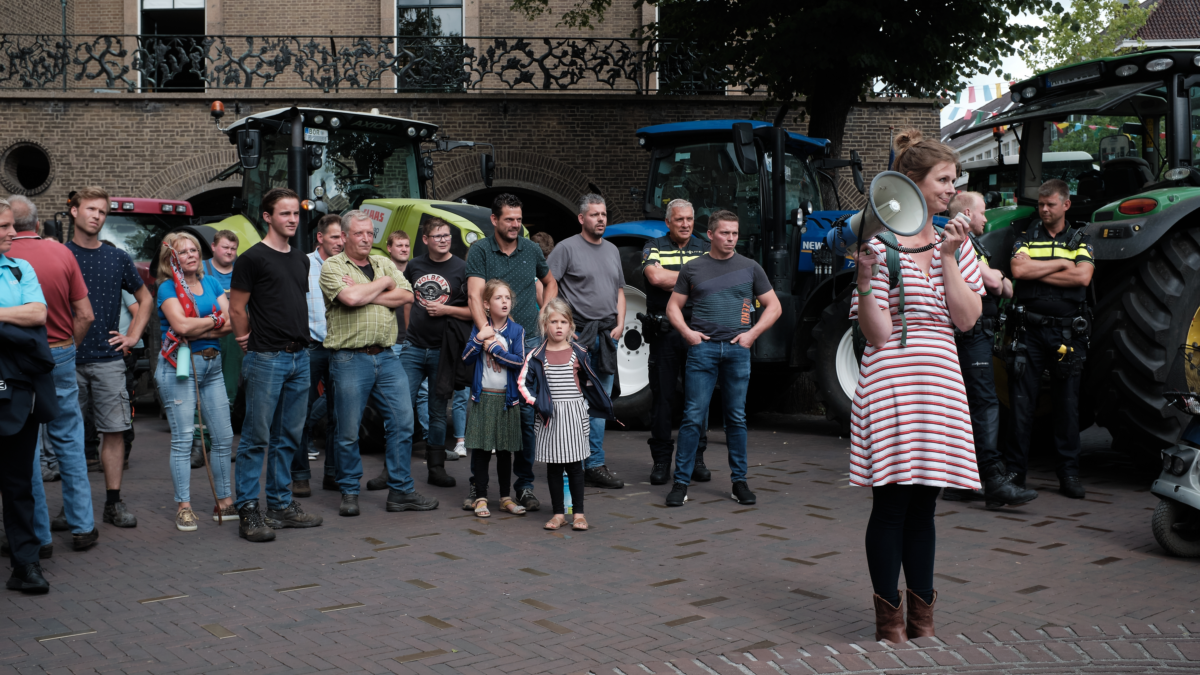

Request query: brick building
[{"left": 0, "top": 0, "right": 938, "bottom": 241}]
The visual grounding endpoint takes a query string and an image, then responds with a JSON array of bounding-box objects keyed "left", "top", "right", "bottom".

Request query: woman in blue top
[{"left": 154, "top": 233, "right": 234, "bottom": 532}]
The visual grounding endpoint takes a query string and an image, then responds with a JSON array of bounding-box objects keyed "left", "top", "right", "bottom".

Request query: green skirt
[{"left": 464, "top": 392, "right": 522, "bottom": 453}]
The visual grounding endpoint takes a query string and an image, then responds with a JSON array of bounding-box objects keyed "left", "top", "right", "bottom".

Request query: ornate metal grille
[{"left": 0, "top": 34, "right": 732, "bottom": 93}]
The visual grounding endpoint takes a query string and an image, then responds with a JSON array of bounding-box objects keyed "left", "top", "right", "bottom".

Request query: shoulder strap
[
  {"left": 1066, "top": 226, "right": 1086, "bottom": 249},
  {"left": 9, "top": 265, "right": 20, "bottom": 282},
  {"left": 873, "top": 233, "right": 908, "bottom": 347}
]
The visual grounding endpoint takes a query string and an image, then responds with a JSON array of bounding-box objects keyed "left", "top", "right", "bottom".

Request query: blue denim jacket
[{"left": 462, "top": 319, "right": 526, "bottom": 407}]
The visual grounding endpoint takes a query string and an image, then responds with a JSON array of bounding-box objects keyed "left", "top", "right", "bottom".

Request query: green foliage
[
  {"left": 1023, "top": 0, "right": 1152, "bottom": 72},
  {"left": 508, "top": 0, "right": 613, "bottom": 29}
]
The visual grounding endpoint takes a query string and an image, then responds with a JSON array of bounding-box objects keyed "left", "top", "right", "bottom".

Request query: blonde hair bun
[{"left": 893, "top": 128, "right": 925, "bottom": 155}]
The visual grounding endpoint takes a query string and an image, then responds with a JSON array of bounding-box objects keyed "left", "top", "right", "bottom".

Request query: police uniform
[
  {"left": 947, "top": 233, "right": 1004, "bottom": 497},
  {"left": 640, "top": 234, "right": 710, "bottom": 476},
  {"left": 1006, "top": 219, "right": 1094, "bottom": 485}
]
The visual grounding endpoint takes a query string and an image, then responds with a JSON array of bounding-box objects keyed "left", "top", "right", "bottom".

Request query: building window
[
  {"left": 985, "top": 149, "right": 992, "bottom": 159},
  {"left": 141, "top": 0, "right": 205, "bottom": 91},
  {"left": 398, "top": 0, "right": 463, "bottom": 39}
]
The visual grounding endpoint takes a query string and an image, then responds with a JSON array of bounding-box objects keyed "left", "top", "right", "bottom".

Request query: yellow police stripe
[{"left": 1014, "top": 242, "right": 1093, "bottom": 262}]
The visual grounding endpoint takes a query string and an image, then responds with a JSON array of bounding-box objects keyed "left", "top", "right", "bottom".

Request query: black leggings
[
  {"left": 865, "top": 484, "right": 939, "bottom": 606},
  {"left": 470, "top": 449, "right": 512, "bottom": 500},
  {"left": 547, "top": 461, "right": 585, "bottom": 515}
]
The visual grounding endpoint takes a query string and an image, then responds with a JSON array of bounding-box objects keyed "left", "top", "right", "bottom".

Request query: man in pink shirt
[{"left": 7, "top": 195, "right": 99, "bottom": 552}]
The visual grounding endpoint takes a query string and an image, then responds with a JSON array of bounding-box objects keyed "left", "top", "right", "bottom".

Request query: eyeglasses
[{"left": 428, "top": 234, "right": 452, "bottom": 241}]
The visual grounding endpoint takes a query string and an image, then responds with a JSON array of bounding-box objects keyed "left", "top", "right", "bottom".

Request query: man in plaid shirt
[{"left": 319, "top": 210, "right": 438, "bottom": 516}]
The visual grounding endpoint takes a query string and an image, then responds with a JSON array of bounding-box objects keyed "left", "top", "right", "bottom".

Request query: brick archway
[
  {"left": 135, "top": 149, "right": 240, "bottom": 201},
  {"left": 436, "top": 150, "right": 629, "bottom": 225}
]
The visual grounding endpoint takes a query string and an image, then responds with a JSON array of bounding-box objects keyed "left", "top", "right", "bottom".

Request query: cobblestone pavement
[{"left": 3, "top": 413, "right": 1200, "bottom": 674}]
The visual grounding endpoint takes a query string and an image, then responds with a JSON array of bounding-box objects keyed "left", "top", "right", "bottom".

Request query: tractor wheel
[
  {"left": 1152, "top": 499, "right": 1200, "bottom": 557},
  {"left": 1089, "top": 226, "right": 1200, "bottom": 452},
  {"left": 612, "top": 284, "right": 652, "bottom": 429},
  {"left": 808, "top": 293, "right": 859, "bottom": 434}
]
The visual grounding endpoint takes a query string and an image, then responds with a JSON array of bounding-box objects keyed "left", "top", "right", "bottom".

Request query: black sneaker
[
  {"left": 50, "top": 508, "right": 69, "bottom": 532},
  {"left": 649, "top": 462, "right": 670, "bottom": 485},
  {"left": 6, "top": 563, "right": 49, "bottom": 594},
  {"left": 102, "top": 501, "right": 138, "bottom": 528},
  {"left": 692, "top": 457, "right": 712, "bottom": 482},
  {"left": 72, "top": 528, "right": 99, "bottom": 552},
  {"left": 462, "top": 480, "right": 478, "bottom": 511},
  {"left": 1059, "top": 476, "right": 1086, "bottom": 499},
  {"left": 339, "top": 494, "right": 360, "bottom": 517},
  {"left": 731, "top": 481, "right": 756, "bottom": 505},
  {"left": 517, "top": 487, "right": 541, "bottom": 512},
  {"left": 665, "top": 482, "right": 688, "bottom": 507},
  {"left": 238, "top": 501, "right": 276, "bottom": 542},
  {"left": 584, "top": 465, "right": 624, "bottom": 489},
  {"left": 265, "top": 501, "right": 323, "bottom": 529},
  {"left": 386, "top": 489, "right": 439, "bottom": 512}
]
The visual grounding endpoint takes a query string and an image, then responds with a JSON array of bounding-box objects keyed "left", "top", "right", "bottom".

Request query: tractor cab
[{"left": 951, "top": 50, "right": 1200, "bottom": 236}]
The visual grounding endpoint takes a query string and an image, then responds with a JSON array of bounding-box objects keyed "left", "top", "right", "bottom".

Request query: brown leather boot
[
  {"left": 905, "top": 588, "right": 937, "bottom": 638},
  {"left": 872, "top": 594, "right": 907, "bottom": 643}
]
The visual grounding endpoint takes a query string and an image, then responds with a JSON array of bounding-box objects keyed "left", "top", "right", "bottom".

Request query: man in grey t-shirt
[
  {"left": 547, "top": 193, "right": 625, "bottom": 489},
  {"left": 664, "top": 210, "right": 781, "bottom": 508}
]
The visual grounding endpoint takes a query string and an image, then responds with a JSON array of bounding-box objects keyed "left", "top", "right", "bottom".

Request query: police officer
[
  {"left": 1008, "top": 179, "right": 1093, "bottom": 499},
  {"left": 943, "top": 192, "right": 1038, "bottom": 508},
  {"left": 641, "top": 199, "right": 711, "bottom": 484}
]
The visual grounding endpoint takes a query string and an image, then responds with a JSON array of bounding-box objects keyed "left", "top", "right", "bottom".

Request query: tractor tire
[
  {"left": 808, "top": 293, "right": 859, "bottom": 435},
  {"left": 1089, "top": 226, "right": 1200, "bottom": 452},
  {"left": 1151, "top": 499, "right": 1200, "bottom": 557},
  {"left": 613, "top": 243, "right": 652, "bottom": 429}
]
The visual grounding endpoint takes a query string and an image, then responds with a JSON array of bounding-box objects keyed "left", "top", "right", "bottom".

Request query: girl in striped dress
[
  {"left": 520, "top": 299, "right": 594, "bottom": 531},
  {"left": 849, "top": 129, "right": 985, "bottom": 643},
  {"left": 462, "top": 279, "right": 526, "bottom": 518}
]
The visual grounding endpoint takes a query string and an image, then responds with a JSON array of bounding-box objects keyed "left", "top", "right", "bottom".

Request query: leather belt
[
  {"left": 352, "top": 345, "right": 387, "bottom": 355},
  {"left": 49, "top": 338, "right": 73, "bottom": 349},
  {"left": 283, "top": 341, "right": 307, "bottom": 353},
  {"left": 196, "top": 348, "right": 220, "bottom": 360}
]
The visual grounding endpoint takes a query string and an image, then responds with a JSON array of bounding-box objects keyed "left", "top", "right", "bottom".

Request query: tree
[
  {"left": 1023, "top": 0, "right": 1152, "bottom": 72},
  {"left": 508, "top": 0, "right": 1061, "bottom": 203}
]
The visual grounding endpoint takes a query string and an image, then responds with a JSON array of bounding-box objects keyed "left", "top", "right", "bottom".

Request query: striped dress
[
  {"left": 534, "top": 349, "right": 591, "bottom": 463},
  {"left": 848, "top": 237, "right": 986, "bottom": 489}
]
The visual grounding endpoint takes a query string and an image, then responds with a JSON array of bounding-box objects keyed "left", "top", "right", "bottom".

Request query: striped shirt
[
  {"left": 319, "top": 252, "right": 412, "bottom": 350},
  {"left": 847, "top": 237, "right": 985, "bottom": 489}
]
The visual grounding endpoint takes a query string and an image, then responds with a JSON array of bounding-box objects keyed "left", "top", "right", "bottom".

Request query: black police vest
[{"left": 1013, "top": 221, "right": 1089, "bottom": 315}]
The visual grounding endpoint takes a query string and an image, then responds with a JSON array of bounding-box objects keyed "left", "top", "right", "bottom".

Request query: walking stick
[{"left": 191, "top": 349, "right": 222, "bottom": 525}]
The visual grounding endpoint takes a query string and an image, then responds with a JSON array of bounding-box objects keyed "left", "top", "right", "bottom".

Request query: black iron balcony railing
[{"left": 0, "top": 34, "right": 729, "bottom": 94}]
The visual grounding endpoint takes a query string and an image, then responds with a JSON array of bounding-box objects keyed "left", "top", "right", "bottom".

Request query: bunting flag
[
  {"left": 982, "top": 85, "right": 993, "bottom": 102},
  {"left": 968, "top": 87, "right": 976, "bottom": 104}
]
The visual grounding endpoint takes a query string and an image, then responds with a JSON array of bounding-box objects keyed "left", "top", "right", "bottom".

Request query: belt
[
  {"left": 352, "top": 345, "right": 387, "bottom": 355},
  {"left": 283, "top": 341, "right": 307, "bottom": 353},
  {"left": 49, "top": 338, "right": 73, "bottom": 349},
  {"left": 196, "top": 348, "right": 220, "bottom": 360},
  {"left": 1025, "top": 311, "right": 1079, "bottom": 328}
]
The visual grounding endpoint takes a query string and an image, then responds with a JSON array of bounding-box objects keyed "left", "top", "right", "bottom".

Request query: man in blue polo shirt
[{"left": 0, "top": 198, "right": 54, "bottom": 594}]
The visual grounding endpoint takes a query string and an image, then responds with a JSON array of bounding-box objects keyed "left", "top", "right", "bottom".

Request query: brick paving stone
[{"left": 1143, "top": 641, "right": 1184, "bottom": 660}]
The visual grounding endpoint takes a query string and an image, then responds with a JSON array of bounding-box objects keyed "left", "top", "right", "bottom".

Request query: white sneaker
[
  {"left": 453, "top": 441, "right": 467, "bottom": 458},
  {"left": 308, "top": 451, "right": 319, "bottom": 460}
]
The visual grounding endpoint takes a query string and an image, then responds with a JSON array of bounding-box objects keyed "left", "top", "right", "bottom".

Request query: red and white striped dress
[{"left": 848, "top": 237, "right": 985, "bottom": 489}]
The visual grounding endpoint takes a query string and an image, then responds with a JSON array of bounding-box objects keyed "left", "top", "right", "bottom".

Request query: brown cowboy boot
[
  {"left": 905, "top": 588, "right": 937, "bottom": 638},
  {"left": 873, "top": 594, "right": 907, "bottom": 643}
]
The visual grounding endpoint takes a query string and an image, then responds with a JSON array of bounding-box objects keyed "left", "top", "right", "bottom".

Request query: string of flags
[{"left": 943, "top": 82, "right": 1014, "bottom": 122}]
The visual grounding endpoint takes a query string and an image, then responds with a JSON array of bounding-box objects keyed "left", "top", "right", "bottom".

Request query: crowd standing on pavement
[{"left": 0, "top": 130, "right": 1100, "bottom": 650}]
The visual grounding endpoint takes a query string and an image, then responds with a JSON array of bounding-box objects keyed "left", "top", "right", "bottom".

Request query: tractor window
[
  {"left": 1191, "top": 86, "right": 1200, "bottom": 167},
  {"left": 770, "top": 152, "right": 823, "bottom": 217},
  {"left": 99, "top": 213, "right": 195, "bottom": 263},
  {"left": 647, "top": 142, "right": 761, "bottom": 233}
]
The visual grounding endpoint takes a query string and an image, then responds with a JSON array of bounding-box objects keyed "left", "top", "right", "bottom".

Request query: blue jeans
[
  {"left": 515, "top": 334, "right": 543, "bottom": 492},
  {"left": 293, "top": 344, "right": 336, "bottom": 481},
  {"left": 585, "top": 335, "right": 616, "bottom": 470},
  {"left": 399, "top": 346, "right": 448, "bottom": 447},
  {"left": 31, "top": 439, "right": 50, "bottom": 545},
  {"left": 235, "top": 350, "right": 310, "bottom": 510},
  {"left": 674, "top": 340, "right": 751, "bottom": 486},
  {"left": 331, "top": 349, "right": 415, "bottom": 494},
  {"left": 156, "top": 356, "right": 233, "bottom": 504},
  {"left": 44, "top": 344, "right": 93, "bottom": 535},
  {"left": 452, "top": 386, "right": 468, "bottom": 439}
]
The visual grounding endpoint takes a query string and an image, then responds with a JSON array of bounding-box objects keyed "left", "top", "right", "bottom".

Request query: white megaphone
[{"left": 827, "top": 171, "right": 928, "bottom": 256}]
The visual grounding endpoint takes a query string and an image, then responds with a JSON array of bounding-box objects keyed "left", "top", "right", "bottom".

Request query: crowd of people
[{"left": 0, "top": 128, "right": 1098, "bottom": 651}]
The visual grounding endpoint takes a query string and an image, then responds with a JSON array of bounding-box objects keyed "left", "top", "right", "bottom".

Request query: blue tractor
[{"left": 602, "top": 119, "right": 867, "bottom": 428}]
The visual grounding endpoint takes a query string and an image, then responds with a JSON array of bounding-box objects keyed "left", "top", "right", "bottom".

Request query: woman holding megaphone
[{"left": 849, "top": 129, "right": 984, "bottom": 643}]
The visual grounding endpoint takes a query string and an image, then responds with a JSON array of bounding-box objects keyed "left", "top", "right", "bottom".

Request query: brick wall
[
  {"left": 74, "top": 0, "right": 125, "bottom": 35},
  {"left": 1, "top": 0, "right": 74, "bottom": 34},
  {"left": 222, "top": 1, "right": 381, "bottom": 34},
  {"left": 0, "top": 92, "right": 937, "bottom": 229},
  {"left": 477, "top": 0, "right": 644, "bottom": 37}
]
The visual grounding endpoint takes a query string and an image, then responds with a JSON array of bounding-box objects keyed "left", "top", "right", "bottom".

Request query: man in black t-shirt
[
  {"left": 398, "top": 218, "right": 472, "bottom": 488},
  {"left": 229, "top": 188, "right": 324, "bottom": 542}
]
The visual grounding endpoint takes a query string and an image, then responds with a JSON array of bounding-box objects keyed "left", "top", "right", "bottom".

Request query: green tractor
[
  {"left": 208, "top": 104, "right": 498, "bottom": 438},
  {"left": 951, "top": 49, "right": 1200, "bottom": 451}
]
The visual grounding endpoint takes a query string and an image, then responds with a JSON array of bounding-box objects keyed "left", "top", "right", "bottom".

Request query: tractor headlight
[
  {"left": 1164, "top": 453, "right": 1175, "bottom": 472},
  {"left": 465, "top": 231, "right": 479, "bottom": 244},
  {"left": 1146, "top": 58, "right": 1173, "bottom": 72},
  {"left": 1115, "top": 64, "right": 1139, "bottom": 77},
  {"left": 1165, "top": 167, "right": 1191, "bottom": 181},
  {"left": 1021, "top": 86, "right": 1037, "bottom": 99},
  {"left": 1173, "top": 455, "right": 1189, "bottom": 476},
  {"left": 329, "top": 117, "right": 341, "bottom": 129}
]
